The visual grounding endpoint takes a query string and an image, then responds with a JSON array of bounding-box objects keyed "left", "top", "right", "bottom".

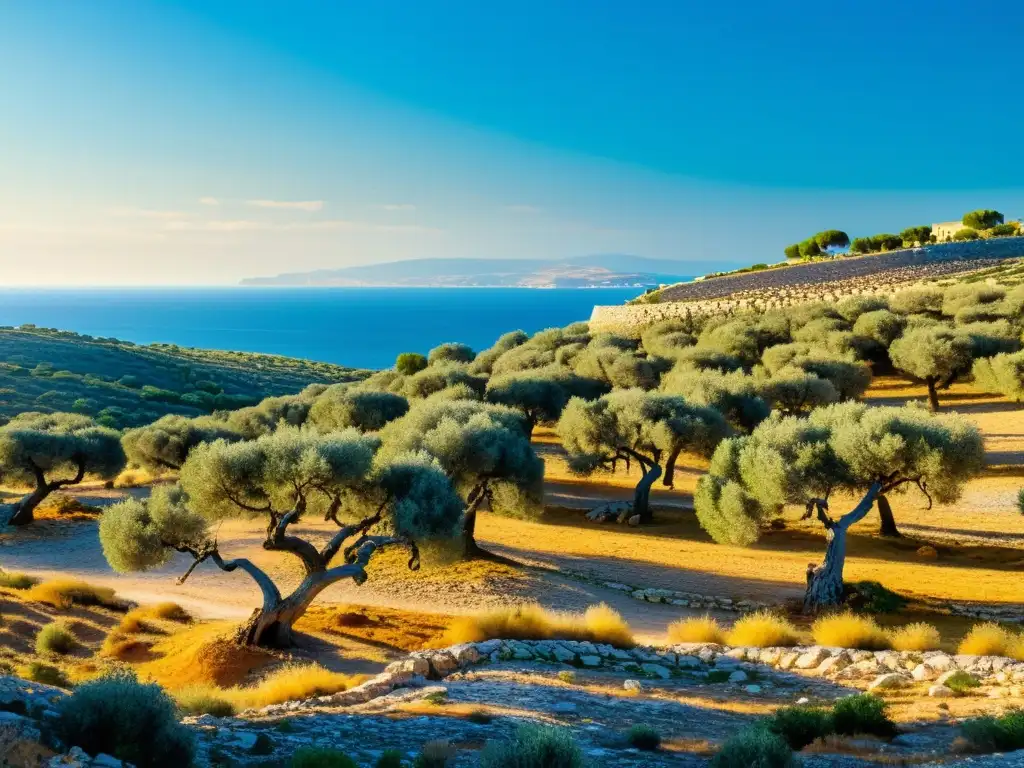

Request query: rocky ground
[{"left": 9, "top": 638, "right": 1024, "bottom": 766}]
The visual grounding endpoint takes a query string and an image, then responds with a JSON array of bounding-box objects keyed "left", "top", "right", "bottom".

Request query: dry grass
[
  {"left": 34, "top": 622, "right": 77, "bottom": 656},
  {"left": 812, "top": 612, "right": 891, "bottom": 650},
  {"left": 117, "top": 602, "right": 190, "bottom": 634},
  {"left": 25, "top": 580, "right": 120, "bottom": 611},
  {"left": 100, "top": 631, "right": 155, "bottom": 662},
  {"left": 726, "top": 610, "right": 799, "bottom": 647},
  {"left": 0, "top": 571, "right": 37, "bottom": 590},
  {"left": 172, "top": 663, "right": 366, "bottom": 713},
  {"left": 958, "top": 623, "right": 1024, "bottom": 659},
  {"left": 667, "top": 615, "right": 726, "bottom": 644},
  {"left": 441, "top": 602, "right": 634, "bottom": 649},
  {"left": 888, "top": 622, "right": 942, "bottom": 652}
]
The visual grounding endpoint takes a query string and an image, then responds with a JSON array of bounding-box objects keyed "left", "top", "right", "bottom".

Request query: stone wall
[{"left": 590, "top": 238, "right": 1024, "bottom": 334}]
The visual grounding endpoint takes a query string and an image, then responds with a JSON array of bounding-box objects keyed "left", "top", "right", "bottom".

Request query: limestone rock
[
  {"left": 795, "top": 647, "right": 831, "bottom": 670},
  {"left": 868, "top": 672, "right": 910, "bottom": 691},
  {"left": 928, "top": 684, "right": 954, "bottom": 698}
]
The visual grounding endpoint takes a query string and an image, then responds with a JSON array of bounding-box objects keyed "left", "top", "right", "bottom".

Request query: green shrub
[
  {"left": 830, "top": 694, "right": 897, "bottom": 738},
  {"left": 710, "top": 727, "right": 795, "bottom": 768},
  {"left": 375, "top": 751, "right": 405, "bottom": 768},
  {"left": 290, "top": 748, "right": 358, "bottom": 768},
  {"left": 557, "top": 670, "right": 576, "bottom": 684},
  {"left": 944, "top": 670, "right": 982, "bottom": 695},
  {"left": 413, "top": 740, "right": 456, "bottom": 768},
  {"left": 765, "top": 704, "right": 833, "bottom": 749},
  {"left": 35, "top": 622, "right": 76, "bottom": 655},
  {"left": 961, "top": 710, "right": 1024, "bottom": 752},
  {"left": 249, "top": 733, "right": 275, "bottom": 756},
  {"left": 844, "top": 581, "right": 907, "bottom": 614},
  {"left": 26, "top": 662, "right": 69, "bottom": 687},
  {"left": 175, "top": 688, "right": 235, "bottom": 717},
  {"left": 55, "top": 670, "right": 195, "bottom": 768},
  {"left": 480, "top": 725, "right": 583, "bottom": 768},
  {"left": 0, "top": 571, "right": 37, "bottom": 589},
  {"left": 627, "top": 724, "right": 661, "bottom": 750}
]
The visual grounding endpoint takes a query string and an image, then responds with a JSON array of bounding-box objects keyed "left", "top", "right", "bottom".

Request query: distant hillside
[
  {"left": 0, "top": 327, "right": 370, "bottom": 429},
  {"left": 241, "top": 254, "right": 729, "bottom": 288}
]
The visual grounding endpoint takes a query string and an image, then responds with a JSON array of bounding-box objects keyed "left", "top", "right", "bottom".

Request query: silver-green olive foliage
[
  {"left": 660, "top": 365, "right": 769, "bottom": 432},
  {"left": 427, "top": 342, "right": 476, "bottom": 366},
  {"left": 890, "top": 287, "right": 944, "bottom": 316},
  {"left": 973, "top": 350, "right": 1024, "bottom": 402},
  {"left": 489, "top": 325, "right": 591, "bottom": 376},
  {"left": 377, "top": 398, "right": 544, "bottom": 520},
  {"left": 640, "top": 318, "right": 698, "bottom": 358},
  {"left": 755, "top": 367, "right": 839, "bottom": 416},
  {"left": 306, "top": 385, "right": 409, "bottom": 433},
  {"left": 485, "top": 365, "right": 607, "bottom": 435},
  {"left": 852, "top": 310, "right": 907, "bottom": 349},
  {"left": 401, "top": 363, "right": 487, "bottom": 400},
  {"left": 0, "top": 412, "right": 125, "bottom": 525},
  {"left": 942, "top": 284, "right": 1006, "bottom": 318},
  {"left": 760, "top": 345, "right": 871, "bottom": 401},
  {"left": 470, "top": 330, "right": 528, "bottom": 375},
  {"left": 122, "top": 415, "right": 241, "bottom": 472},
  {"left": 695, "top": 403, "right": 984, "bottom": 547},
  {"left": 224, "top": 395, "right": 312, "bottom": 439}
]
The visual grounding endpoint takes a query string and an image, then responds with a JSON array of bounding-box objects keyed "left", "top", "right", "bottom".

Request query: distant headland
[{"left": 239, "top": 254, "right": 730, "bottom": 288}]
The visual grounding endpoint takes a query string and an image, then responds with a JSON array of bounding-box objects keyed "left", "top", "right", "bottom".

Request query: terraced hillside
[
  {"left": 648, "top": 238, "right": 1024, "bottom": 305},
  {"left": 0, "top": 327, "right": 370, "bottom": 428}
]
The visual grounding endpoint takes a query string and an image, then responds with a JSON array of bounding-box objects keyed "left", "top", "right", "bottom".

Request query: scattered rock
[
  {"left": 868, "top": 673, "right": 910, "bottom": 691},
  {"left": 623, "top": 680, "right": 642, "bottom": 692},
  {"left": 916, "top": 545, "right": 939, "bottom": 559},
  {"left": 928, "top": 684, "right": 955, "bottom": 698}
]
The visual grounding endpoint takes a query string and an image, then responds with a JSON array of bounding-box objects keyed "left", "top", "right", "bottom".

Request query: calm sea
[{"left": 0, "top": 287, "right": 646, "bottom": 369}]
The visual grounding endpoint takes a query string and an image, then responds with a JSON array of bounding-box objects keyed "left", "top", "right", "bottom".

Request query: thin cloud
[
  {"left": 380, "top": 203, "right": 417, "bottom": 211},
  {"left": 164, "top": 219, "right": 442, "bottom": 234},
  {"left": 108, "top": 207, "right": 185, "bottom": 219},
  {"left": 246, "top": 199, "right": 325, "bottom": 212},
  {"left": 198, "top": 197, "right": 220, "bottom": 206}
]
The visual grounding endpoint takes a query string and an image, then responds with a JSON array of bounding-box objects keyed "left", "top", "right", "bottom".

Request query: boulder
[
  {"left": 795, "top": 647, "right": 831, "bottom": 670},
  {"left": 928, "top": 684, "right": 954, "bottom": 698},
  {"left": 641, "top": 663, "right": 672, "bottom": 679},
  {"left": 868, "top": 672, "right": 911, "bottom": 691},
  {"left": 623, "top": 679, "right": 643, "bottom": 692}
]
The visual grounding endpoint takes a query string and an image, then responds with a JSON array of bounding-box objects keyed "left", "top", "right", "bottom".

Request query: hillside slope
[{"left": 0, "top": 327, "right": 369, "bottom": 428}]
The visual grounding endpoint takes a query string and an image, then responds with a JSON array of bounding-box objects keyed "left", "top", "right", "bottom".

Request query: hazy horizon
[{"left": 3, "top": 2, "right": 1023, "bottom": 286}]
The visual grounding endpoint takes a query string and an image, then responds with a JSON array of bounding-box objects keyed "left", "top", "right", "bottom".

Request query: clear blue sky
[{"left": 2, "top": 1, "right": 1022, "bottom": 284}]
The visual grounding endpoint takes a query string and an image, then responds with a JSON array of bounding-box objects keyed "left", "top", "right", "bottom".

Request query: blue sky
[{"left": 1, "top": 1, "right": 1022, "bottom": 285}]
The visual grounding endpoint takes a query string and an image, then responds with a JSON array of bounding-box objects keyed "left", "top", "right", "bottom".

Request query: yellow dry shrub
[
  {"left": 888, "top": 622, "right": 942, "bottom": 652},
  {"left": 100, "top": 631, "right": 153, "bottom": 661},
  {"left": 118, "top": 609, "right": 152, "bottom": 635},
  {"left": 441, "top": 602, "right": 633, "bottom": 649},
  {"left": 667, "top": 615, "right": 726, "bottom": 644},
  {"left": 958, "top": 623, "right": 1019, "bottom": 657},
  {"left": 26, "top": 580, "right": 118, "bottom": 610},
  {"left": 148, "top": 602, "right": 191, "bottom": 622},
  {"left": 811, "top": 612, "right": 890, "bottom": 651},
  {"left": 726, "top": 610, "right": 799, "bottom": 648}
]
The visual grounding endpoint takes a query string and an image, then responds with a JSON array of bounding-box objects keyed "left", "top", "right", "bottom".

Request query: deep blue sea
[{"left": 0, "top": 288, "right": 645, "bottom": 370}]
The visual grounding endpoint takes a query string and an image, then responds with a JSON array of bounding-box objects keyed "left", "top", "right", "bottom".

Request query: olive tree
[
  {"left": 694, "top": 403, "right": 983, "bottom": 610},
  {"left": 889, "top": 326, "right": 974, "bottom": 410},
  {"left": 470, "top": 330, "right": 528, "bottom": 375},
  {"left": 486, "top": 366, "right": 607, "bottom": 437},
  {"left": 428, "top": 342, "right": 475, "bottom": 366},
  {"left": 973, "top": 351, "right": 1024, "bottom": 402},
  {"left": 99, "top": 429, "right": 462, "bottom": 647},
  {"left": 376, "top": 399, "right": 544, "bottom": 558},
  {"left": 122, "top": 415, "right": 241, "bottom": 473},
  {"left": 225, "top": 395, "right": 312, "bottom": 438},
  {"left": 760, "top": 346, "right": 871, "bottom": 401},
  {"left": 395, "top": 352, "right": 428, "bottom": 375},
  {"left": 306, "top": 386, "right": 409, "bottom": 432},
  {"left": 784, "top": 243, "right": 801, "bottom": 260},
  {"left": 890, "top": 287, "right": 944, "bottom": 317},
  {"left": 756, "top": 368, "right": 839, "bottom": 415},
  {"left": 558, "top": 390, "right": 729, "bottom": 521},
  {"left": 402, "top": 363, "right": 487, "bottom": 400},
  {"left": 0, "top": 413, "right": 125, "bottom": 526}
]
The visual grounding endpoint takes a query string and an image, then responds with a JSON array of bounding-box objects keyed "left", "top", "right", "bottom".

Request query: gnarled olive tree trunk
[
  {"left": 177, "top": 509, "right": 408, "bottom": 648},
  {"left": 7, "top": 458, "right": 86, "bottom": 526},
  {"left": 629, "top": 451, "right": 662, "bottom": 524},
  {"left": 876, "top": 494, "right": 900, "bottom": 537},
  {"left": 661, "top": 446, "right": 682, "bottom": 488},
  {"left": 803, "top": 482, "right": 881, "bottom": 613}
]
